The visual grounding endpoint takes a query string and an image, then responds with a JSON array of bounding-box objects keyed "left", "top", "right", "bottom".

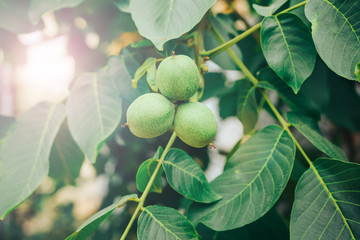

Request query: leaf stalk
[
  {"left": 209, "top": 20, "right": 313, "bottom": 168},
  {"left": 120, "top": 131, "right": 177, "bottom": 240},
  {"left": 201, "top": 0, "right": 308, "bottom": 58}
]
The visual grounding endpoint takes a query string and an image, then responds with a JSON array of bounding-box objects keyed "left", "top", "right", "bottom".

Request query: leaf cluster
[{"left": 0, "top": 0, "right": 360, "bottom": 239}]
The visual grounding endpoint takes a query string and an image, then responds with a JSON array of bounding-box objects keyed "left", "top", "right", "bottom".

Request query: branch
[
  {"left": 202, "top": 0, "right": 308, "bottom": 58},
  {"left": 209, "top": 19, "right": 314, "bottom": 168},
  {"left": 120, "top": 131, "right": 177, "bottom": 240}
]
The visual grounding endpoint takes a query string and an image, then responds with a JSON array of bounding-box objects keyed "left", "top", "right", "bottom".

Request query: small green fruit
[
  {"left": 156, "top": 54, "right": 200, "bottom": 101},
  {"left": 174, "top": 102, "right": 217, "bottom": 148},
  {"left": 126, "top": 93, "right": 175, "bottom": 138}
]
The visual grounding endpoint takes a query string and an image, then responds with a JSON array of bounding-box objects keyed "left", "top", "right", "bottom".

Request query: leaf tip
[
  {"left": 355, "top": 62, "right": 360, "bottom": 81},
  {"left": 28, "top": 9, "right": 40, "bottom": 26},
  {"left": 292, "top": 85, "right": 301, "bottom": 94},
  {"left": 213, "top": 193, "right": 223, "bottom": 201},
  {"left": 131, "top": 79, "right": 138, "bottom": 88},
  {"left": 153, "top": 187, "right": 163, "bottom": 194}
]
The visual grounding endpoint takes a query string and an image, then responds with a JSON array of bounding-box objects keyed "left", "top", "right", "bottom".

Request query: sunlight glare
[{"left": 16, "top": 35, "right": 75, "bottom": 114}]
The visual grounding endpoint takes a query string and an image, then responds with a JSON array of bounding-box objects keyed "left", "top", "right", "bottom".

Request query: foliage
[{"left": 0, "top": 0, "right": 360, "bottom": 239}]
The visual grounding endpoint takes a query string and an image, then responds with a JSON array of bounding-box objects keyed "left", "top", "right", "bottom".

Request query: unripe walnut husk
[
  {"left": 156, "top": 54, "right": 200, "bottom": 101},
  {"left": 126, "top": 93, "right": 175, "bottom": 138},
  {"left": 174, "top": 102, "right": 217, "bottom": 148}
]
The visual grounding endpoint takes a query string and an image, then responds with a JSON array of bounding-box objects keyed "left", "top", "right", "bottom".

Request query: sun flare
[{"left": 16, "top": 31, "right": 75, "bottom": 114}]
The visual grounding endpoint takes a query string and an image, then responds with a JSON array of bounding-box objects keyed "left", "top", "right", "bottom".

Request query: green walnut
[
  {"left": 156, "top": 54, "right": 200, "bottom": 101},
  {"left": 174, "top": 102, "right": 217, "bottom": 148},
  {"left": 126, "top": 93, "right": 175, "bottom": 138}
]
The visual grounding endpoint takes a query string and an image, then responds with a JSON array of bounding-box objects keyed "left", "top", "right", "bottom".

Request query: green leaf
[
  {"left": 66, "top": 72, "right": 122, "bottom": 163},
  {"left": 0, "top": 115, "right": 15, "bottom": 140},
  {"left": 29, "top": 0, "right": 85, "bottom": 25},
  {"left": 257, "top": 67, "right": 321, "bottom": 120},
  {"left": 290, "top": 158, "right": 360, "bottom": 239},
  {"left": 305, "top": 0, "right": 360, "bottom": 81},
  {"left": 355, "top": 62, "right": 360, "bottom": 81},
  {"left": 218, "top": 80, "right": 243, "bottom": 119},
  {"left": 132, "top": 57, "right": 156, "bottom": 89},
  {"left": 103, "top": 55, "right": 139, "bottom": 102},
  {"left": 136, "top": 159, "right": 163, "bottom": 193},
  {"left": 0, "top": 0, "right": 40, "bottom": 33},
  {"left": 163, "top": 149, "right": 221, "bottom": 203},
  {"left": 153, "top": 145, "right": 164, "bottom": 159},
  {"left": 236, "top": 30, "right": 265, "bottom": 73},
  {"left": 324, "top": 71, "right": 360, "bottom": 131},
  {"left": 129, "top": 0, "right": 216, "bottom": 50},
  {"left": 253, "top": 0, "right": 288, "bottom": 17},
  {"left": 197, "top": 207, "right": 289, "bottom": 240},
  {"left": 121, "top": 48, "right": 151, "bottom": 95},
  {"left": 236, "top": 79, "right": 258, "bottom": 134},
  {"left": 112, "top": 0, "right": 130, "bottom": 13},
  {"left": 300, "top": 57, "right": 331, "bottom": 110},
  {"left": 49, "top": 121, "right": 84, "bottom": 184},
  {"left": 130, "top": 39, "right": 154, "bottom": 49},
  {"left": 287, "top": 112, "right": 348, "bottom": 161},
  {"left": 66, "top": 194, "right": 138, "bottom": 240},
  {"left": 146, "top": 60, "right": 158, "bottom": 92},
  {"left": 289, "top": 0, "right": 311, "bottom": 28},
  {"left": 188, "top": 125, "right": 295, "bottom": 231},
  {"left": 204, "top": 14, "right": 243, "bottom": 70},
  {"left": 219, "top": 89, "right": 238, "bottom": 119},
  {"left": 138, "top": 205, "right": 198, "bottom": 240},
  {"left": 201, "top": 72, "right": 226, "bottom": 101},
  {"left": 261, "top": 13, "right": 317, "bottom": 93},
  {"left": 0, "top": 102, "right": 65, "bottom": 219},
  {"left": 291, "top": 157, "right": 307, "bottom": 182},
  {"left": 136, "top": 146, "right": 163, "bottom": 193}
]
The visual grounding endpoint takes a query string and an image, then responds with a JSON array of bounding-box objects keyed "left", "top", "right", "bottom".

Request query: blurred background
[
  {"left": 0, "top": 1, "right": 247, "bottom": 239},
  {"left": 1, "top": 0, "right": 360, "bottom": 239}
]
